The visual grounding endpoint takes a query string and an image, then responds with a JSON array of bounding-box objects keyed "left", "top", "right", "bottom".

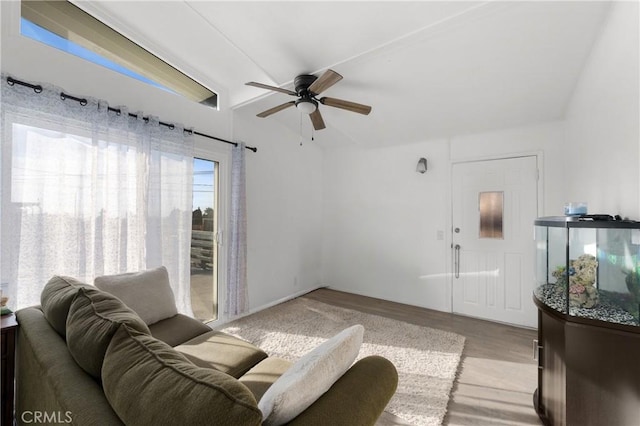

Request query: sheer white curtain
[
  {"left": 226, "top": 142, "right": 248, "bottom": 317},
  {"left": 0, "top": 76, "right": 194, "bottom": 314}
]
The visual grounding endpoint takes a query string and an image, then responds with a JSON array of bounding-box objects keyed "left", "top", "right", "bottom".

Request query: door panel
[
  {"left": 190, "top": 158, "right": 219, "bottom": 322},
  {"left": 452, "top": 156, "right": 538, "bottom": 327},
  {"left": 505, "top": 253, "right": 523, "bottom": 310}
]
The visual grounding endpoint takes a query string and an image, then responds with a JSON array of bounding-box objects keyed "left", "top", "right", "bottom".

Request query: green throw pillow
[
  {"left": 103, "top": 324, "right": 263, "bottom": 426},
  {"left": 40, "top": 275, "right": 93, "bottom": 337},
  {"left": 66, "top": 287, "right": 150, "bottom": 379}
]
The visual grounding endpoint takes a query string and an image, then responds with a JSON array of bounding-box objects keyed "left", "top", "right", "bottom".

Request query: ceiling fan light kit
[
  {"left": 295, "top": 98, "right": 317, "bottom": 114},
  {"left": 246, "top": 69, "right": 372, "bottom": 131}
]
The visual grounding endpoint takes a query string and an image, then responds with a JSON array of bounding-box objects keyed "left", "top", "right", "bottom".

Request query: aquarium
[{"left": 534, "top": 216, "right": 640, "bottom": 327}]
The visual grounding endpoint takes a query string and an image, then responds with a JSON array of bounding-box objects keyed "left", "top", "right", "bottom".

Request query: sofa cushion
[
  {"left": 95, "top": 266, "right": 178, "bottom": 325},
  {"left": 66, "top": 287, "right": 150, "bottom": 379},
  {"left": 148, "top": 313, "right": 213, "bottom": 347},
  {"left": 284, "top": 356, "right": 398, "bottom": 426},
  {"left": 40, "top": 275, "right": 93, "bottom": 337},
  {"left": 258, "top": 324, "right": 364, "bottom": 426},
  {"left": 103, "top": 324, "right": 263, "bottom": 426},
  {"left": 175, "top": 330, "right": 268, "bottom": 378},
  {"left": 239, "top": 357, "right": 292, "bottom": 402}
]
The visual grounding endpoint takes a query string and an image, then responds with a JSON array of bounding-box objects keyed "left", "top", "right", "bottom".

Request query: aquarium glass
[{"left": 534, "top": 217, "right": 640, "bottom": 327}]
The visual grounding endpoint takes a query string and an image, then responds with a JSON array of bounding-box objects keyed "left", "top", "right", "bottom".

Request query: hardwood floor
[{"left": 302, "top": 288, "right": 542, "bottom": 426}]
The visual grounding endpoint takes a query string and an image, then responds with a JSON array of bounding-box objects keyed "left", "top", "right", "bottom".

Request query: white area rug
[{"left": 219, "top": 297, "right": 465, "bottom": 425}]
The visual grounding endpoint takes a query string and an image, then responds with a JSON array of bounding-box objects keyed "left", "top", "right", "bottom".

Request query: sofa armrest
[
  {"left": 15, "top": 307, "right": 124, "bottom": 426},
  {"left": 286, "top": 355, "right": 398, "bottom": 426}
]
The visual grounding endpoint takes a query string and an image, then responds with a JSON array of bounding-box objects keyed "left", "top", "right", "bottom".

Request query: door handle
[{"left": 454, "top": 244, "right": 461, "bottom": 278}]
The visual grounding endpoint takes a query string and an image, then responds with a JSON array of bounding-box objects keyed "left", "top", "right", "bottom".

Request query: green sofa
[{"left": 15, "top": 276, "right": 398, "bottom": 425}]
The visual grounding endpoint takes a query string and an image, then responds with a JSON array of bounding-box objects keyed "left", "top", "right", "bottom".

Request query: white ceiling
[{"left": 76, "top": 1, "right": 612, "bottom": 147}]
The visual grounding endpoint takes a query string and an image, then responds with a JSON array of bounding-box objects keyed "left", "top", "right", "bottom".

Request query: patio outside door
[
  {"left": 190, "top": 158, "right": 219, "bottom": 322},
  {"left": 452, "top": 156, "right": 538, "bottom": 327}
]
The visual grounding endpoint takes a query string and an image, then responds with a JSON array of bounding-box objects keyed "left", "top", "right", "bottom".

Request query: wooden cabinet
[
  {"left": 1, "top": 314, "right": 18, "bottom": 426},
  {"left": 534, "top": 299, "right": 640, "bottom": 425}
]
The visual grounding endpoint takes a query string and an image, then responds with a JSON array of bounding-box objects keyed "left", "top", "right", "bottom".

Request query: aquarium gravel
[{"left": 535, "top": 284, "right": 639, "bottom": 327}]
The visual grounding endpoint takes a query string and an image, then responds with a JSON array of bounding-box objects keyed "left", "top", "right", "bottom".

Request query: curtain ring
[{"left": 34, "top": 86, "right": 43, "bottom": 94}]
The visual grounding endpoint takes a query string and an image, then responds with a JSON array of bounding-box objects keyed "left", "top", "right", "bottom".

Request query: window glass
[
  {"left": 20, "top": 1, "right": 218, "bottom": 108},
  {"left": 479, "top": 191, "right": 504, "bottom": 239},
  {"left": 21, "top": 18, "right": 169, "bottom": 93},
  {"left": 191, "top": 158, "right": 218, "bottom": 322}
]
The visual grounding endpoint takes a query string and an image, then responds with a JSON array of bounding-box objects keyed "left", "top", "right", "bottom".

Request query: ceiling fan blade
[
  {"left": 319, "top": 97, "right": 372, "bottom": 115},
  {"left": 308, "top": 69, "right": 343, "bottom": 95},
  {"left": 257, "top": 101, "right": 296, "bottom": 118},
  {"left": 246, "top": 82, "right": 297, "bottom": 96},
  {"left": 309, "top": 109, "right": 326, "bottom": 130}
]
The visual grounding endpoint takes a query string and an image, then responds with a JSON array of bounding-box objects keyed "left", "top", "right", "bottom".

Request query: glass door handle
[{"left": 454, "top": 244, "right": 461, "bottom": 278}]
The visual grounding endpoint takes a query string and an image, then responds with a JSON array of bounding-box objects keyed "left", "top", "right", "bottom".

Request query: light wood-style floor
[{"left": 303, "top": 288, "right": 542, "bottom": 426}]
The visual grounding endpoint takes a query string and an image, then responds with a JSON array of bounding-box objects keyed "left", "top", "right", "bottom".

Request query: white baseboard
[{"left": 209, "top": 285, "right": 327, "bottom": 328}]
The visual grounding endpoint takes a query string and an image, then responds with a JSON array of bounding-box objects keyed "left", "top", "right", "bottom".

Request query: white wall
[
  {"left": 232, "top": 112, "right": 325, "bottom": 311},
  {"left": 322, "top": 122, "right": 566, "bottom": 312},
  {"left": 322, "top": 139, "right": 452, "bottom": 311},
  {"left": 564, "top": 1, "right": 640, "bottom": 220}
]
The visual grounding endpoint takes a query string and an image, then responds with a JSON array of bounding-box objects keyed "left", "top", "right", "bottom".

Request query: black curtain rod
[{"left": 5, "top": 76, "right": 257, "bottom": 153}]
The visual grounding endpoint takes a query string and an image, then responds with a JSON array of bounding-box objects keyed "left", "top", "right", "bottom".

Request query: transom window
[{"left": 20, "top": 0, "right": 218, "bottom": 108}]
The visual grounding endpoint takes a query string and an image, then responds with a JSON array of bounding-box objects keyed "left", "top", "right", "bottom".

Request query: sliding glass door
[{"left": 190, "top": 158, "right": 219, "bottom": 322}]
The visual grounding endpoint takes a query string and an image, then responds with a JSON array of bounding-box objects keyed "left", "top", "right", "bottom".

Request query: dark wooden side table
[{"left": 1, "top": 313, "right": 18, "bottom": 426}]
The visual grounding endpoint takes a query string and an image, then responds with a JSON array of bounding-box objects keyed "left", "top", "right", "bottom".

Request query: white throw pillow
[
  {"left": 258, "top": 324, "right": 364, "bottom": 426},
  {"left": 94, "top": 266, "right": 178, "bottom": 325}
]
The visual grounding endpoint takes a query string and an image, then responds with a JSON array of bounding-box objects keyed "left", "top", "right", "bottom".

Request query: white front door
[{"left": 452, "top": 156, "right": 538, "bottom": 327}]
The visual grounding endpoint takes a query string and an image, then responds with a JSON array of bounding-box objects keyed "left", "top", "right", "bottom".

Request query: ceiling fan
[{"left": 246, "top": 69, "right": 372, "bottom": 131}]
